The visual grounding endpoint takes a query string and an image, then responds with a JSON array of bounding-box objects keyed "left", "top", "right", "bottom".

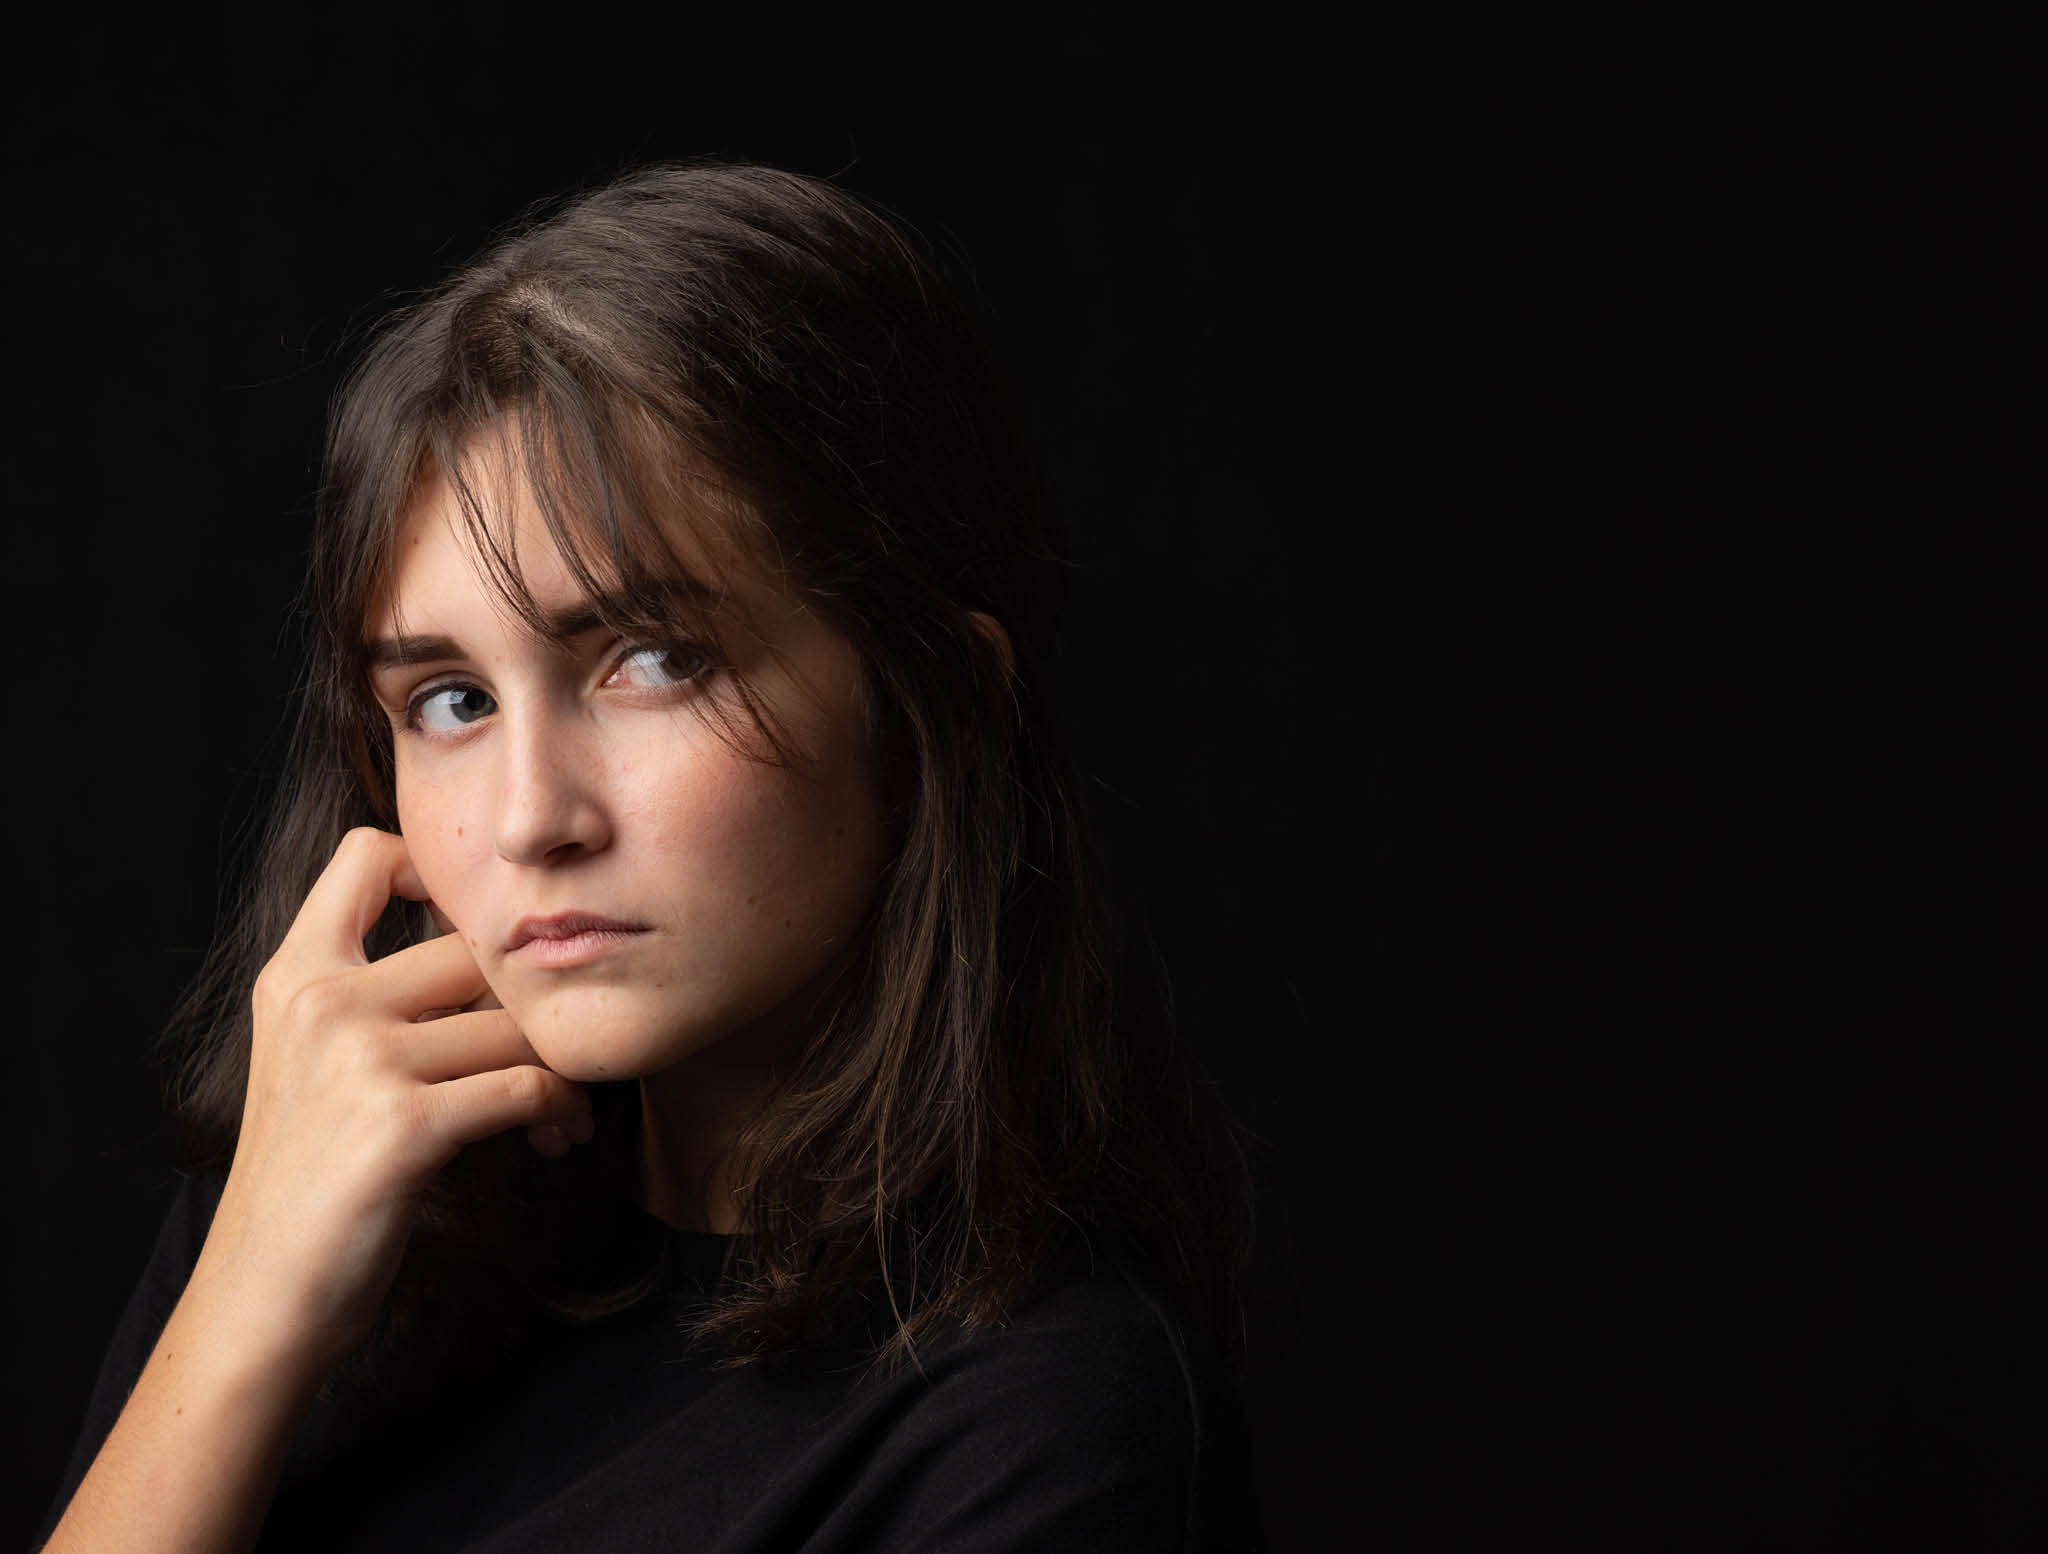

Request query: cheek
[
  {"left": 633, "top": 755, "right": 804, "bottom": 892},
  {"left": 393, "top": 769, "right": 484, "bottom": 915},
  {"left": 636, "top": 738, "right": 884, "bottom": 927}
]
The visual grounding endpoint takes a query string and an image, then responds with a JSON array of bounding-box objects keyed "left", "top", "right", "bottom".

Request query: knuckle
[
  {"left": 336, "top": 825, "right": 390, "bottom": 863},
  {"left": 287, "top": 974, "right": 349, "bottom": 1028},
  {"left": 379, "top": 1086, "right": 428, "bottom": 1144},
  {"left": 250, "top": 959, "right": 284, "bottom": 1015},
  {"left": 501, "top": 1066, "right": 549, "bottom": 1110},
  {"left": 333, "top": 1019, "right": 387, "bottom": 1075}
]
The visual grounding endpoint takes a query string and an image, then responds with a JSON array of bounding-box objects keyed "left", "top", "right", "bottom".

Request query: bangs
[
  {"left": 416, "top": 399, "right": 753, "bottom": 657},
  {"left": 335, "top": 378, "right": 814, "bottom": 818}
]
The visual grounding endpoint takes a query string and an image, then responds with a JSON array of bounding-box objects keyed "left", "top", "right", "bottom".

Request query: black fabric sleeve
[{"left": 32, "top": 1169, "right": 224, "bottom": 1549}]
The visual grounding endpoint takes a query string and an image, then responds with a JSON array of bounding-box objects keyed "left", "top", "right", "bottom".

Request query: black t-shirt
[{"left": 38, "top": 1171, "right": 1264, "bottom": 1551}]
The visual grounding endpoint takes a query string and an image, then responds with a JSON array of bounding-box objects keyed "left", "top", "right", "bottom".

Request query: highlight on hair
[{"left": 159, "top": 161, "right": 1249, "bottom": 1371}]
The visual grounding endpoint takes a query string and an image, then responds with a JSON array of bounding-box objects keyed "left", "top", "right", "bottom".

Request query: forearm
[
  {"left": 41, "top": 1279, "right": 328, "bottom": 1554},
  {"left": 41, "top": 828, "right": 593, "bottom": 1553}
]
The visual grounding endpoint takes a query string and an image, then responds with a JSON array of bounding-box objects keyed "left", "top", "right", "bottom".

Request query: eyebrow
[{"left": 364, "top": 576, "right": 725, "bottom": 671}]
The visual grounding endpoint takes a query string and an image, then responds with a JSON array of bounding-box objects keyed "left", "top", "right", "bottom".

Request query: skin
[
  {"left": 368, "top": 450, "right": 896, "bottom": 1229},
  {"left": 42, "top": 827, "right": 597, "bottom": 1554},
  {"left": 41, "top": 448, "right": 899, "bottom": 1552}
]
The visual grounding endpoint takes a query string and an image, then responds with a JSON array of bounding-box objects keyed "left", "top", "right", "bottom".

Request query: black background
[
  {"left": 6, "top": 10, "right": 1373, "bottom": 1553},
  {"left": 16, "top": 6, "right": 2048, "bottom": 1552}
]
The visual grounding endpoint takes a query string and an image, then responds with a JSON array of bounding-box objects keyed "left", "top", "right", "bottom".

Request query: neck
[
  {"left": 634, "top": 945, "right": 864, "bottom": 1234},
  {"left": 636, "top": 1057, "right": 763, "bottom": 1234}
]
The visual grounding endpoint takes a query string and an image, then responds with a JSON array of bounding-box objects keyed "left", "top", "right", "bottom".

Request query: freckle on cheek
[{"left": 456, "top": 824, "right": 464, "bottom": 838}]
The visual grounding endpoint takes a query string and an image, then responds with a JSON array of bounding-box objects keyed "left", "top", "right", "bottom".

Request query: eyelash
[{"left": 397, "top": 640, "right": 715, "bottom": 737}]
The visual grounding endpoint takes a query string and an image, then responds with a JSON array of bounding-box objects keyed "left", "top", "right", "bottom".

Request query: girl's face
[{"left": 365, "top": 454, "right": 890, "bottom": 1086}]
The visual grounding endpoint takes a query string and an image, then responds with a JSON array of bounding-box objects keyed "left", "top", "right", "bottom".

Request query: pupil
[{"left": 454, "top": 689, "right": 489, "bottom": 722}]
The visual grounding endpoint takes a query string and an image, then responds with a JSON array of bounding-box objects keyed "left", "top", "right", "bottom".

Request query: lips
[{"left": 505, "top": 912, "right": 651, "bottom": 954}]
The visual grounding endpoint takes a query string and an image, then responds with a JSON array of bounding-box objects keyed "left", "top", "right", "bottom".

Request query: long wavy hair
[{"left": 160, "top": 161, "right": 1247, "bottom": 1371}]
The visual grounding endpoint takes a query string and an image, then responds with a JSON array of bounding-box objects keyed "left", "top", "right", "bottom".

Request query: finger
[
  {"left": 283, "top": 827, "right": 430, "bottom": 969},
  {"left": 362, "top": 929, "right": 495, "bottom": 1020},
  {"left": 528, "top": 1124, "right": 571, "bottom": 1158},
  {"left": 395, "top": 1007, "right": 548, "bottom": 1084},
  {"left": 425, "top": 1065, "right": 596, "bottom": 1149}
]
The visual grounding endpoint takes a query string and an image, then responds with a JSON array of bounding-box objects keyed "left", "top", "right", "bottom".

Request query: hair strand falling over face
[{"left": 158, "top": 160, "right": 1251, "bottom": 1373}]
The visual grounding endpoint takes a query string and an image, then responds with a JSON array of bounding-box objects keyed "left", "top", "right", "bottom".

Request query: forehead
[{"left": 365, "top": 437, "right": 770, "bottom": 640}]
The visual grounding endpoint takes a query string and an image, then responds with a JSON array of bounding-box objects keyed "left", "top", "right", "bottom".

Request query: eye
[
  {"left": 609, "top": 642, "right": 711, "bottom": 690},
  {"left": 408, "top": 683, "right": 496, "bottom": 734}
]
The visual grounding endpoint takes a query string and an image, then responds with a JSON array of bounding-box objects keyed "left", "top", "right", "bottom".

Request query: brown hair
[{"left": 161, "top": 161, "right": 1247, "bottom": 1368}]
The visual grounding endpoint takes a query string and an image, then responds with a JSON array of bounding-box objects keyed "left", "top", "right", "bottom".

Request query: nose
[{"left": 492, "top": 705, "right": 612, "bottom": 866}]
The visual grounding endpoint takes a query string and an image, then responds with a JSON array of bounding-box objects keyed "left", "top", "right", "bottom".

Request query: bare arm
[
  {"left": 40, "top": 1269, "right": 333, "bottom": 1554},
  {"left": 41, "top": 828, "right": 592, "bottom": 1554}
]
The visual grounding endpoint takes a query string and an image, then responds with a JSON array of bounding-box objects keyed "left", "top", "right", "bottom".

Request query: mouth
[{"left": 505, "top": 912, "right": 652, "bottom": 968}]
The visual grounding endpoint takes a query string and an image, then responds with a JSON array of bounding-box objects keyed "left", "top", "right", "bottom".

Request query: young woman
[{"left": 38, "top": 162, "right": 1259, "bottom": 1554}]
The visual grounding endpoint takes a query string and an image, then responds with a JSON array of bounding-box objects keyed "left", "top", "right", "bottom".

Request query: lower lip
[{"left": 511, "top": 928, "right": 649, "bottom": 968}]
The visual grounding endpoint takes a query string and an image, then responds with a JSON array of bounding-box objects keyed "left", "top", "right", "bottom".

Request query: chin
[{"left": 508, "top": 995, "right": 703, "bottom": 1082}]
